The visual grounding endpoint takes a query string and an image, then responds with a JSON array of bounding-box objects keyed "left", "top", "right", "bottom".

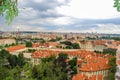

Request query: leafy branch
[
  {"left": 0, "top": 0, "right": 18, "bottom": 24},
  {"left": 114, "top": 0, "right": 120, "bottom": 12}
]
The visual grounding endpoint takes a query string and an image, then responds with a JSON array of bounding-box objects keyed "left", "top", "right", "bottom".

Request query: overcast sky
[{"left": 0, "top": 0, "right": 120, "bottom": 33}]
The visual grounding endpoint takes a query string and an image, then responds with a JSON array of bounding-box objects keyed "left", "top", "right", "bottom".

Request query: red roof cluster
[
  {"left": 7, "top": 45, "right": 26, "bottom": 52},
  {"left": 67, "top": 50, "right": 94, "bottom": 59},
  {"left": 32, "top": 49, "right": 110, "bottom": 80},
  {"left": 31, "top": 50, "right": 94, "bottom": 59},
  {"left": 72, "top": 74, "right": 103, "bottom": 80},
  {"left": 31, "top": 50, "right": 59, "bottom": 58},
  {"left": 79, "top": 55, "right": 110, "bottom": 72},
  {"left": 79, "top": 62, "right": 110, "bottom": 72}
]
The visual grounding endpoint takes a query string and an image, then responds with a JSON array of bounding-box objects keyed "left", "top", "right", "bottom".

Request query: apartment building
[{"left": 0, "top": 39, "right": 16, "bottom": 46}]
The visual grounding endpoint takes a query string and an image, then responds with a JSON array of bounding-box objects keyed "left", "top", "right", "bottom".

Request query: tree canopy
[
  {"left": 108, "top": 57, "right": 116, "bottom": 80},
  {"left": 0, "top": 0, "right": 18, "bottom": 24},
  {"left": 32, "top": 54, "right": 69, "bottom": 80},
  {"left": 26, "top": 41, "right": 32, "bottom": 47},
  {"left": 114, "top": 0, "right": 120, "bottom": 12}
]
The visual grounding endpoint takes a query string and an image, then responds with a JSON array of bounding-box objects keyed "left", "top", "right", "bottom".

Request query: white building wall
[{"left": 116, "top": 49, "right": 120, "bottom": 80}]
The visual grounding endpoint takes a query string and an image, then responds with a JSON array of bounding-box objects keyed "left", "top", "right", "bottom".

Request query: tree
[
  {"left": 57, "top": 53, "right": 68, "bottom": 61},
  {"left": 0, "top": 66, "right": 9, "bottom": 80},
  {"left": 8, "top": 55, "right": 18, "bottom": 68},
  {"left": 108, "top": 57, "right": 116, "bottom": 80},
  {"left": 28, "top": 49, "right": 36, "bottom": 53},
  {"left": 8, "top": 66, "right": 22, "bottom": 80},
  {"left": 32, "top": 55, "right": 69, "bottom": 80},
  {"left": 56, "top": 53, "right": 69, "bottom": 74},
  {"left": 49, "top": 38, "right": 56, "bottom": 42},
  {"left": 114, "top": 0, "right": 120, "bottom": 12},
  {"left": 68, "top": 57, "right": 77, "bottom": 74},
  {"left": 0, "top": 45, "right": 3, "bottom": 49},
  {"left": 0, "top": 0, "right": 18, "bottom": 24},
  {"left": 39, "top": 38, "right": 46, "bottom": 43},
  {"left": 56, "top": 37, "right": 62, "bottom": 41},
  {"left": 17, "top": 53, "right": 25, "bottom": 67},
  {"left": 71, "top": 43, "right": 80, "bottom": 49},
  {"left": 103, "top": 48, "right": 116, "bottom": 56},
  {"left": 0, "top": 49, "right": 10, "bottom": 58},
  {"left": 60, "top": 41, "right": 72, "bottom": 46},
  {"left": 65, "top": 45, "right": 72, "bottom": 49},
  {"left": 5, "top": 44, "right": 9, "bottom": 48},
  {"left": 26, "top": 41, "right": 32, "bottom": 47},
  {"left": 41, "top": 55, "right": 56, "bottom": 63}
]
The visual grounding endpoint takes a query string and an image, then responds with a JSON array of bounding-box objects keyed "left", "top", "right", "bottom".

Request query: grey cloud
[
  {"left": 77, "top": 18, "right": 120, "bottom": 25},
  {"left": 1, "top": 0, "right": 120, "bottom": 34},
  {"left": 21, "top": 0, "right": 70, "bottom": 11}
]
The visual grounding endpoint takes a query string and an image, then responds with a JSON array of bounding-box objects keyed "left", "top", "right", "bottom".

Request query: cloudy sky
[{"left": 0, "top": 0, "right": 120, "bottom": 33}]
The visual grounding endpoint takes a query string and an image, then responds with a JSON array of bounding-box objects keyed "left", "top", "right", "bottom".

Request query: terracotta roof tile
[{"left": 7, "top": 45, "right": 26, "bottom": 52}]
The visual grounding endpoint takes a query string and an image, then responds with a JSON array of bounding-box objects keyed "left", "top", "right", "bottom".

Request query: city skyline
[{"left": 0, "top": 0, "right": 120, "bottom": 33}]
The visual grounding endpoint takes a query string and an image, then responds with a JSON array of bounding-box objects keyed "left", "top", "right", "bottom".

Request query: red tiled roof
[
  {"left": 72, "top": 74, "right": 88, "bottom": 80},
  {"left": 31, "top": 49, "right": 110, "bottom": 72},
  {"left": 79, "top": 62, "right": 110, "bottom": 72},
  {"left": 7, "top": 45, "right": 26, "bottom": 52},
  {"left": 72, "top": 74, "right": 103, "bottom": 80}
]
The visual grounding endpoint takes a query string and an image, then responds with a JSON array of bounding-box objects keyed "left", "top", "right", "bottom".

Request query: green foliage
[
  {"left": 8, "top": 55, "right": 18, "bottom": 68},
  {"left": 86, "top": 37, "right": 96, "bottom": 40},
  {"left": 0, "top": 45, "right": 3, "bottom": 49},
  {"left": 39, "top": 38, "right": 46, "bottom": 43},
  {"left": 101, "top": 36, "right": 120, "bottom": 41},
  {"left": 0, "top": 49, "right": 27, "bottom": 80},
  {"left": 32, "top": 55, "right": 69, "bottom": 80},
  {"left": 68, "top": 57, "right": 77, "bottom": 74},
  {"left": 41, "top": 55, "right": 56, "bottom": 62},
  {"left": 109, "top": 57, "right": 116, "bottom": 73},
  {"left": 56, "top": 37, "right": 62, "bottom": 41},
  {"left": 0, "top": 66, "right": 9, "bottom": 80},
  {"left": 114, "top": 0, "right": 120, "bottom": 12},
  {"left": 0, "top": 49, "right": 25, "bottom": 68},
  {"left": 26, "top": 41, "right": 32, "bottom": 47},
  {"left": 108, "top": 57, "right": 116, "bottom": 80},
  {"left": 60, "top": 41, "right": 80, "bottom": 49},
  {"left": 103, "top": 48, "right": 117, "bottom": 55},
  {"left": 0, "top": 0, "right": 18, "bottom": 24},
  {"left": 49, "top": 38, "right": 57, "bottom": 42},
  {"left": 49, "top": 37, "right": 62, "bottom": 42},
  {"left": 0, "top": 51, "right": 71, "bottom": 80},
  {"left": 17, "top": 53, "right": 25, "bottom": 67},
  {"left": 60, "top": 41, "right": 72, "bottom": 45},
  {"left": 4, "top": 43, "right": 17, "bottom": 48},
  {"left": 58, "top": 53, "right": 68, "bottom": 61},
  {"left": 94, "top": 50, "right": 102, "bottom": 53},
  {"left": 7, "top": 52, "right": 25, "bottom": 68},
  {"left": 0, "top": 49, "right": 10, "bottom": 67},
  {"left": 28, "top": 49, "right": 36, "bottom": 53},
  {"left": 5, "top": 44, "right": 9, "bottom": 48},
  {"left": 56, "top": 53, "right": 69, "bottom": 73},
  {"left": 9, "top": 66, "right": 22, "bottom": 80},
  {"left": 65, "top": 43, "right": 80, "bottom": 49},
  {"left": 72, "top": 66, "right": 77, "bottom": 74},
  {"left": 71, "top": 43, "right": 80, "bottom": 49},
  {"left": 65, "top": 45, "right": 72, "bottom": 49},
  {"left": 0, "top": 49, "right": 10, "bottom": 58},
  {"left": 56, "top": 45, "right": 62, "bottom": 49}
]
